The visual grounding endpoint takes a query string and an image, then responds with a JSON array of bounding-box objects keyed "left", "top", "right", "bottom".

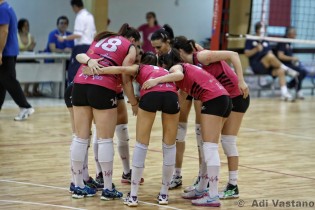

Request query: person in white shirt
[{"left": 56, "top": 0, "right": 96, "bottom": 84}]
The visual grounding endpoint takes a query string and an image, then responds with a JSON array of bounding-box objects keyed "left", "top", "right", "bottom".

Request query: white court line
[
  {"left": 0, "top": 179, "right": 67, "bottom": 191},
  {"left": 138, "top": 201, "right": 182, "bottom": 210},
  {"left": 242, "top": 127, "right": 314, "bottom": 140},
  {"left": 0, "top": 200, "right": 86, "bottom": 210},
  {"left": 0, "top": 179, "right": 183, "bottom": 210}
]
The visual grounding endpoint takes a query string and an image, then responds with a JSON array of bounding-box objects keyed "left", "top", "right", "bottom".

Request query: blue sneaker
[
  {"left": 72, "top": 185, "right": 97, "bottom": 199},
  {"left": 69, "top": 182, "right": 75, "bottom": 193},
  {"left": 101, "top": 188, "right": 123, "bottom": 201}
]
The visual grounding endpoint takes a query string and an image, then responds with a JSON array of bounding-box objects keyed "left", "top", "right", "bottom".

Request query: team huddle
[{"left": 67, "top": 22, "right": 250, "bottom": 208}]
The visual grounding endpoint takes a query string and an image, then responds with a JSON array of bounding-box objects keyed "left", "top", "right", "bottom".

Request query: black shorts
[
  {"left": 251, "top": 61, "right": 272, "bottom": 75},
  {"left": 72, "top": 83, "right": 117, "bottom": 110},
  {"left": 186, "top": 95, "right": 193, "bottom": 100},
  {"left": 231, "top": 95, "right": 250, "bottom": 113},
  {"left": 64, "top": 82, "right": 74, "bottom": 108},
  {"left": 139, "top": 91, "right": 179, "bottom": 114},
  {"left": 201, "top": 95, "right": 232, "bottom": 118},
  {"left": 117, "top": 91, "right": 124, "bottom": 100}
]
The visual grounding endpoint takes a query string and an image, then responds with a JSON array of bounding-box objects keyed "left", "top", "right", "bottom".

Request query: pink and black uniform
[
  {"left": 136, "top": 64, "right": 179, "bottom": 114},
  {"left": 192, "top": 51, "right": 250, "bottom": 113},
  {"left": 72, "top": 35, "right": 133, "bottom": 109},
  {"left": 177, "top": 63, "right": 232, "bottom": 117}
]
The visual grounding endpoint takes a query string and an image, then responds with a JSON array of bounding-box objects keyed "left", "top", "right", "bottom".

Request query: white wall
[
  {"left": 8, "top": 0, "right": 76, "bottom": 52},
  {"left": 108, "top": 0, "right": 214, "bottom": 45},
  {"left": 8, "top": 0, "right": 214, "bottom": 51}
]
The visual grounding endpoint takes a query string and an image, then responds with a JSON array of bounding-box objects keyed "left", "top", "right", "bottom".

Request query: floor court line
[
  {"left": 0, "top": 200, "right": 86, "bottom": 210},
  {"left": 242, "top": 127, "right": 314, "bottom": 140},
  {"left": 0, "top": 180, "right": 183, "bottom": 210}
]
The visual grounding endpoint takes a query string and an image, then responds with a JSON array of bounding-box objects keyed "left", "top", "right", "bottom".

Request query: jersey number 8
[{"left": 95, "top": 38, "right": 122, "bottom": 52}]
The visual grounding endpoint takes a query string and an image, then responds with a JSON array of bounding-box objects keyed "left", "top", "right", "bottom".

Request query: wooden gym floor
[{"left": 0, "top": 97, "right": 315, "bottom": 210}]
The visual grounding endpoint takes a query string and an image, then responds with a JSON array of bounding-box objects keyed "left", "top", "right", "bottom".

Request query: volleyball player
[
  {"left": 142, "top": 49, "right": 232, "bottom": 207},
  {"left": 82, "top": 51, "right": 180, "bottom": 206},
  {"left": 151, "top": 25, "right": 204, "bottom": 189},
  {"left": 70, "top": 24, "right": 140, "bottom": 200},
  {"left": 173, "top": 36, "right": 250, "bottom": 199}
]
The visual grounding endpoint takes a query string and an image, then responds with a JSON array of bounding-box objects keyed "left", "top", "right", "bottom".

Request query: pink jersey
[
  {"left": 74, "top": 35, "right": 132, "bottom": 91},
  {"left": 176, "top": 63, "right": 229, "bottom": 102},
  {"left": 136, "top": 64, "right": 177, "bottom": 97},
  {"left": 193, "top": 52, "right": 241, "bottom": 98}
]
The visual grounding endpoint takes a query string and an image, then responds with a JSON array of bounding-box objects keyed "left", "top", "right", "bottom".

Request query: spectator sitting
[
  {"left": 18, "top": 18, "right": 36, "bottom": 52},
  {"left": 244, "top": 22, "right": 299, "bottom": 102},
  {"left": 276, "top": 27, "right": 307, "bottom": 99},
  {"left": 44, "top": 16, "right": 74, "bottom": 54},
  {"left": 18, "top": 18, "right": 42, "bottom": 97}
]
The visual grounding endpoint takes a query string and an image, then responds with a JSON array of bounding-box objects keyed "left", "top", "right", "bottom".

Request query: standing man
[
  {"left": 56, "top": 0, "right": 96, "bottom": 84},
  {"left": 277, "top": 27, "right": 307, "bottom": 99},
  {"left": 0, "top": 0, "right": 34, "bottom": 121}
]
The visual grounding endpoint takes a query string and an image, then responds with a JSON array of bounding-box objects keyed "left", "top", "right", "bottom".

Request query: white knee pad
[
  {"left": 132, "top": 142, "right": 148, "bottom": 168},
  {"left": 115, "top": 124, "right": 129, "bottom": 146},
  {"left": 221, "top": 135, "right": 238, "bottom": 157},
  {"left": 203, "top": 142, "right": 220, "bottom": 166},
  {"left": 163, "top": 143, "right": 176, "bottom": 166},
  {"left": 71, "top": 136, "right": 89, "bottom": 162},
  {"left": 97, "top": 139, "right": 114, "bottom": 163},
  {"left": 176, "top": 122, "right": 187, "bottom": 142}
]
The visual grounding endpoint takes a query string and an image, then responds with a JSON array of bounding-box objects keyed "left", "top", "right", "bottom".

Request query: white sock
[
  {"left": 92, "top": 124, "right": 102, "bottom": 175},
  {"left": 98, "top": 139, "right": 114, "bottom": 190},
  {"left": 281, "top": 86, "right": 288, "bottom": 95},
  {"left": 70, "top": 136, "right": 74, "bottom": 183},
  {"left": 196, "top": 161, "right": 208, "bottom": 192},
  {"left": 174, "top": 168, "right": 181, "bottom": 177},
  {"left": 131, "top": 142, "right": 148, "bottom": 197},
  {"left": 71, "top": 137, "right": 89, "bottom": 188},
  {"left": 281, "top": 64, "right": 289, "bottom": 71},
  {"left": 229, "top": 171, "right": 238, "bottom": 185},
  {"left": 116, "top": 124, "right": 130, "bottom": 174},
  {"left": 195, "top": 124, "right": 203, "bottom": 179},
  {"left": 82, "top": 148, "right": 89, "bottom": 181},
  {"left": 161, "top": 143, "right": 176, "bottom": 195},
  {"left": 203, "top": 142, "right": 220, "bottom": 198}
]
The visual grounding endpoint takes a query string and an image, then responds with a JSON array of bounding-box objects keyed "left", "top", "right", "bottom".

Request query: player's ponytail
[
  {"left": 173, "top": 36, "right": 194, "bottom": 54},
  {"left": 94, "top": 31, "right": 118, "bottom": 41},
  {"left": 118, "top": 23, "right": 141, "bottom": 41},
  {"left": 141, "top": 51, "right": 157, "bottom": 65}
]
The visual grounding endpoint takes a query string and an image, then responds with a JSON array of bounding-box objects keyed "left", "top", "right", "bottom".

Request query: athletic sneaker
[
  {"left": 121, "top": 169, "right": 144, "bottom": 184},
  {"left": 157, "top": 193, "right": 168, "bottom": 205},
  {"left": 182, "top": 188, "right": 208, "bottom": 199},
  {"left": 169, "top": 175, "right": 182, "bottom": 189},
  {"left": 191, "top": 194, "right": 221, "bottom": 207},
  {"left": 69, "top": 182, "right": 75, "bottom": 193},
  {"left": 123, "top": 192, "right": 138, "bottom": 207},
  {"left": 281, "top": 92, "right": 295, "bottom": 102},
  {"left": 95, "top": 172, "right": 103, "bottom": 184},
  {"left": 14, "top": 107, "right": 35, "bottom": 121},
  {"left": 184, "top": 176, "right": 210, "bottom": 193},
  {"left": 72, "top": 185, "right": 97, "bottom": 199},
  {"left": 219, "top": 183, "right": 239, "bottom": 199},
  {"left": 101, "top": 188, "right": 123, "bottom": 201},
  {"left": 85, "top": 176, "right": 103, "bottom": 191}
]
